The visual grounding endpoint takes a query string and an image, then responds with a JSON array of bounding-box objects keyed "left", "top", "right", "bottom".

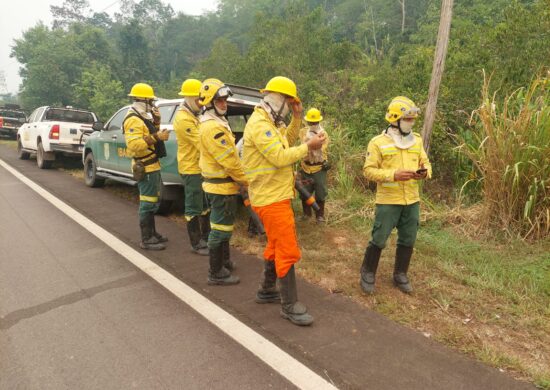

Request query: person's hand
[
  {"left": 412, "top": 164, "right": 428, "bottom": 180},
  {"left": 144, "top": 135, "right": 156, "bottom": 145},
  {"left": 306, "top": 132, "right": 326, "bottom": 150},
  {"left": 394, "top": 169, "right": 416, "bottom": 181},
  {"left": 151, "top": 107, "right": 161, "bottom": 126},
  {"left": 156, "top": 129, "right": 170, "bottom": 141},
  {"left": 290, "top": 99, "right": 303, "bottom": 119}
]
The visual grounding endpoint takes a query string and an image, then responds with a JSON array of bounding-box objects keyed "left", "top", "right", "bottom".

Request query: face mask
[
  {"left": 280, "top": 100, "right": 290, "bottom": 118},
  {"left": 185, "top": 97, "right": 201, "bottom": 114},
  {"left": 263, "top": 93, "right": 289, "bottom": 122},
  {"left": 400, "top": 120, "right": 415, "bottom": 134}
]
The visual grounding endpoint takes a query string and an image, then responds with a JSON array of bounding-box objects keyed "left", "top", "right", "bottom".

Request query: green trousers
[
  {"left": 299, "top": 169, "right": 328, "bottom": 202},
  {"left": 370, "top": 202, "right": 420, "bottom": 249},
  {"left": 138, "top": 171, "right": 161, "bottom": 218},
  {"left": 206, "top": 193, "right": 238, "bottom": 249},
  {"left": 181, "top": 174, "right": 209, "bottom": 219}
]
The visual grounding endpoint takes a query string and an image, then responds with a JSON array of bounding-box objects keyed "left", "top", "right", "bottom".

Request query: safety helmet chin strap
[
  {"left": 388, "top": 119, "right": 411, "bottom": 136},
  {"left": 205, "top": 101, "right": 227, "bottom": 118},
  {"left": 263, "top": 93, "right": 288, "bottom": 124}
]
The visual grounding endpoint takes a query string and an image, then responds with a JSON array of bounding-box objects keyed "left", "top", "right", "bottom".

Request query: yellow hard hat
[
  {"left": 385, "top": 96, "right": 420, "bottom": 123},
  {"left": 178, "top": 79, "right": 201, "bottom": 97},
  {"left": 260, "top": 76, "right": 300, "bottom": 101},
  {"left": 304, "top": 108, "right": 323, "bottom": 123},
  {"left": 128, "top": 83, "right": 156, "bottom": 99},
  {"left": 199, "top": 78, "right": 233, "bottom": 106}
]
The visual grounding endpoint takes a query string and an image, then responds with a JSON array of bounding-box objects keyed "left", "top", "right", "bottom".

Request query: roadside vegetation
[{"left": 6, "top": 0, "right": 550, "bottom": 387}]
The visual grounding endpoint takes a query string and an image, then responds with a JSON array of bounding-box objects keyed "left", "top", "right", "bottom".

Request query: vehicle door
[
  {"left": 97, "top": 107, "right": 127, "bottom": 171},
  {"left": 19, "top": 108, "right": 38, "bottom": 148},
  {"left": 28, "top": 107, "right": 46, "bottom": 149}
]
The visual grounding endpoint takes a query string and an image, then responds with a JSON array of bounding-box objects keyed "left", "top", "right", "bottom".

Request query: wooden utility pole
[
  {"left": 399, "top": 0, "right": 405, "bottom": 34},
  {"left": 421, "top": 0, "right": 454, "bottom": 152}
]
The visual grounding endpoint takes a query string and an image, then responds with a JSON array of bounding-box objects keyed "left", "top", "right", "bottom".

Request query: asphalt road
[
  {"left": 0, "top": 160, "right": 297, "bottom": 390},
  {"left": 0, "top": 144, "right": 536, "bottom": 390}
]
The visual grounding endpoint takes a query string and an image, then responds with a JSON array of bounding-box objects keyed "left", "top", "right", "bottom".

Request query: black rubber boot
[
  {"left": 139, "top": 214, "right": 166, "bottom": 251},
  {"left": 151, "top": 214, "right": 168, "bottom": 243},
  {"left": 393, "top": 245, "right": 414, "bottom": 293},
  {"left": 198, "top": 214, "right": 210, "bottom": 249},
  {"left": 315, "top": 200, "right": 326, "bottom": 223},
  {"left": 222, "top": 241, "right": 236, "bottom": 271},
  {"left": 279, "top": 265, "right": 313, "bottom": 326},
  {"left": 255, "top": 260, "right": 280, "bottom": 303},
  {"left": 360, "top": 244, "right": 382, "bottom": 294},
  {"left": 208, "top": 245, "right": 239, "bottom": 286},
  {"left": 300, "top": 200, "right": 312, "bottom": 221},
  {"left": 187, "top": 217, "right": 208, "bottom": 256}
]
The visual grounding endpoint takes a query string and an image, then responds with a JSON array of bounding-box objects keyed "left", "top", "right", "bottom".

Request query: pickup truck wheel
[
  {"left": 37, "top": 141, "right": 53, "bottom": 169},
  {"left": 17, "top": 138, "right": 30, "bottom": 160},
  {"left": 84, "top": 152, "right": 105, "bottom": 188}
]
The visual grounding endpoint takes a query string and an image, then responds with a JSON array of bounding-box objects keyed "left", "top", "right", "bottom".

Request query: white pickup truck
[{"left": 17, "top": 106, "right": 98, "bottom": 169}]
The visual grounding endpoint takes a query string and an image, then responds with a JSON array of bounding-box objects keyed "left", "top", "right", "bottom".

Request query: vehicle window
[
  {"left": 27, "top": 109, "right": 39, "bottom": 123},
  {"left": 0, "top": 110, "right": 26, "bottom": 119},
  {"left": 43, "top": 108, "right": 94, "bottom": 124},
  {"left": 106, "top": 108, "right": 129, "bottom": 131},
  {"left": 33, "top": 107, "right": 46, "bottom": 122},
  {"left": 158, "top": 104, "right": 177, "bottom": 124},
  {"left": 228, "top": 115, "right": 247, "bottom": 133}
]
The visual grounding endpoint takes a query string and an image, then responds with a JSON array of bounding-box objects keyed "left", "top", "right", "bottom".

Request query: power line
[{"left": 99, "top": 0, "right": 122, "bottom": 13}]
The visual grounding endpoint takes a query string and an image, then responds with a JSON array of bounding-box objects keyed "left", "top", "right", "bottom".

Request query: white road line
[{"left": 0, "top": 159, "right": 338, "bottom": 390}]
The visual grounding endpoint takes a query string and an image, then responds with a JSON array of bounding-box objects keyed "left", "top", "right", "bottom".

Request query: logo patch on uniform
[
  {"left": 186, "top": 128, "right": 191, "bottom": 133},
  {"left": 221, "top": 139, "right": 227, "bottom": 145},
  {"left": 265, "top": 130, "right": 272, "bottom": 137},
  {"left": 129, "top": 128, "right": 134, "bottom": 133}
]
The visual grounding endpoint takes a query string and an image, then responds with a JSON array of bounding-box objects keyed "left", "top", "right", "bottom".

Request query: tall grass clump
[{"left": 458, "top": 72, "right": 550, "bottom": 239}]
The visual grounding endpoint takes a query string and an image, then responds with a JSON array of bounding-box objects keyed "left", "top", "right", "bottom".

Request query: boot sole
[
  {"left": 280, "top": 311, "right": 314, "bottom": 326},
  {"left": 255, "top": 295, "right": 280, "bottom": 304},
  {"left": 207, "top": 279, "right": 240, "bottom": 286},
  {"left": 393, "top": 280, "right": 413, "bottom": 294},
  {"left": 360, "top": 282, "right": 375, "bottom": 294},
  {"left": 140, "top": 244, "right": 166, "bottom": 250}
]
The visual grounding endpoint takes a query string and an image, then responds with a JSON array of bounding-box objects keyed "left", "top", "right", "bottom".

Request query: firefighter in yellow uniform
[
  {"left": 360, "top": 96, "right": 432, "bottom": 294},
  {"left": 173, "top": 79, "right": 210, "bottom": 256},
  {"left": 243, "top": 76, "right": 325, "bottom": 326},
  {"left": 299, "top": 108, "right": 330, "bottom": 223},
  {"left": 123, "top": 83, "right": 170, "bottom": 250},
  {"left": 198, "top": 79, "right": 248, "bottom": 285}
]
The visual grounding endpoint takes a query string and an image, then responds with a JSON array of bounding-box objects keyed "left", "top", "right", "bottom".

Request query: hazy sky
[{"left": 0, "top": 0, "right": 218, "bottom": 94}]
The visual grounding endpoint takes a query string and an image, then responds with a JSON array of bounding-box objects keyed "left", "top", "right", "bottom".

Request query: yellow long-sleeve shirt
[
  {"left": 198, "top": 117, "right": 247, "bottom": 195},
  {"left": 299, "top": 126, "right": 330, "bottom": 174},
  {"left": 173, "top": 106, "right": 200, "bottom": 174},
  {"left": 242, "top": 107, "right": 308, "bottom": 207},
  {"left": 123, "top": 111, "right": 160, "bottom": 173},
  {"left": 363, "top": 132, "right": 432, "bottom": 205}
]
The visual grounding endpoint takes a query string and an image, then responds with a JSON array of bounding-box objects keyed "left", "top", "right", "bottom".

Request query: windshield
[
  {"left": 44, "top": 108, "right": 95, "bottom": 124},
  {"left": 0, "top": 110, "right": 26, "bottom": 119}
]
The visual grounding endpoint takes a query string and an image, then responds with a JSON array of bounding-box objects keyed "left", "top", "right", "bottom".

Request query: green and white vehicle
[{"left": 82, "top": 84, "right": 261, "bottom": 214}]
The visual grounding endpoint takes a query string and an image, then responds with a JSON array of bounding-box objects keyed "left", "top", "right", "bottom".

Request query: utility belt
[
  {"left": 304, "top": 160, "right": 325, "bottom": 166},
  {"left": 134, "top": 151, "right": 159, "bottom": 166},
  {"left": 132, "top": 151, "right": 158, "bottom": 181},
  {"left": 203, "top": 177, "right": 235, "bottom": 184}
]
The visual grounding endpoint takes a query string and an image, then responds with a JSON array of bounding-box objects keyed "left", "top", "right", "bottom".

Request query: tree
[{"left": 50, "top": 0, "right": 91, "bottom": 29}]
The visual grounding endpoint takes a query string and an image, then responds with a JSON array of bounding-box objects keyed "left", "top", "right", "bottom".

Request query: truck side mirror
[{"left": 92, "top": 121, "right": 104, "bottom": 131}]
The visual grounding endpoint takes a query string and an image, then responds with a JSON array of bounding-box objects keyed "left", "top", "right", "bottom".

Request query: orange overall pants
[{"left": 252, "top": 199, "right": 301, "bottom": 278}]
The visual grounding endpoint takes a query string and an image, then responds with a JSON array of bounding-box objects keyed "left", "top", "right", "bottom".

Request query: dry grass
[{"left": 457, "top": 72, "right": 550, "bottom": 240}]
